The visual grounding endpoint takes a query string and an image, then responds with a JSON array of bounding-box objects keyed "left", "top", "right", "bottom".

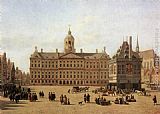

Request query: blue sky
[{"left": 0, "top": 0, "right": 160, "bottom": 72}]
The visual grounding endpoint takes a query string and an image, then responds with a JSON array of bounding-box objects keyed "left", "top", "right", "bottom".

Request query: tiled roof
[
  {"left": 30, "top": 51, "right": 110, "bottom": 59},
  {"left": 139, "top": 49, "right": 155, "bottom": 59}
]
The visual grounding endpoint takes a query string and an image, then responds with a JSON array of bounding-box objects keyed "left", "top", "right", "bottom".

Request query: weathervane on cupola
[{"left": 64, "top": 25, "right": 75, "bottom": 53}]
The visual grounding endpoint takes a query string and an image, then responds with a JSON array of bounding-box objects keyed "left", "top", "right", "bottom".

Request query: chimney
[
  {"left": 96, "top": 49, "right": 98, "bottom": 53},
  {"left": 16, "top": 67, "right": 18, "bottom": 70},
  {"left": 104, "top": 46, "right": 106, "bottom": 53},
  {"left": 41, "top": 48, "right": 43, "bottom": 53},
  {"left": 129, "top": 36, "right": 132, "bottom": 58},
  {"left": 80, "top": 49, "right": 83, "bottom": 53},
  {"left": 35, "top": 46, "right": 38, "bottom": 52},
  {"left": 3, "top": 52, "right": 6, "bottom": 58},
  {"left": 56, "top": 49, "right": 58, "bottom": 53}
]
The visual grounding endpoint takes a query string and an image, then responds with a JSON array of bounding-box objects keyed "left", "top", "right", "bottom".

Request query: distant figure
[
  {"left": 63, "top": 95, "right": 67, "bottom": 105},
  {"left": 153, "top": 95, "right": 157, "bottom": 105},
  {"left": 84, "top": 94, "right": 87, "bottom": 103},
  {"left": 41, "top": 91, "right": 44, "bottom": 97},
  {"left": 68, "top": 89, "right": 70, "bottom": 94},
  {"left": 48, "top": 92, "right": 51, "bottom": 101},
  {"left": 60, "top": 94, "right": 64, "bottom": 104},
  {"left": 131, "top": 94, "right": 134, "bottom": 99},
  {"left": 67, "top": 98, "right": 70, "bottom": 105},
  {"left": 87, "top": 94, "right": 90, "bottom": 102},
  {"left": 29, "top": 93, "right": 32, "bottom": 102}
]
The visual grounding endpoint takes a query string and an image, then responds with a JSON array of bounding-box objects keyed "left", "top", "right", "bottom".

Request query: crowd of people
[
  {"left": 39, "top": 91, "right": 44, "bottom": 98},
  {"left": 28, "top": 93, "right": 38, "bottom": 102},
  {"left": 84, "top": 93, "right": 90, "bottom": 103},
  {"left": 3, "top": 84, "right": 31, "bottom": 103},
  {"left": 60, "top": 94, "right": 70, "bottom": 105},
  {"left": 114, "top": 97, "right": 128, "bottom": 104},
  {"left": 95, "top": 96, "right": 107, "bottom": 105},
  {"left": 48, "top": 92, "right": 56, "bottom": 101},
  {"left": 2, "top": 84, "right": 159, "bottom": 106}
]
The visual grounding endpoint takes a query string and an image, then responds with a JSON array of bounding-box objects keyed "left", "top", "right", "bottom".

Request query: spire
[
  {"left": 68, "top": 25, "right": 71, "bottom": 35},
  {"left": 136, "top": 35, "right": 139, "bottom": 53}
]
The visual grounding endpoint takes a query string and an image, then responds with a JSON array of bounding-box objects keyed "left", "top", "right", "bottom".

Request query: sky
[{"left": 0, "top": 0, "right": 160, "bottom": 72}]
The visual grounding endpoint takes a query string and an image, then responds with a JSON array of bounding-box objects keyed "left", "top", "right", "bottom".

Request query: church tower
[{"left": 64, "top": 27, "right": 75, "bottom": 53}]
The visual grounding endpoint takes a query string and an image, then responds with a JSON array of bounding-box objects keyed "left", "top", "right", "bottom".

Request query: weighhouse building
[{"left": 109, "top": 36, "right": 142, "bottom": 90}]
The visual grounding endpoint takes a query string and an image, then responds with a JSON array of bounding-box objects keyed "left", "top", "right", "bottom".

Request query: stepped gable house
[{"left": 109, "top": 36, "right": 142, "bottom": 90}]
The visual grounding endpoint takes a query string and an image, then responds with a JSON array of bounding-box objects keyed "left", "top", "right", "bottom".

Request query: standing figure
[
  {"left": 29, "top": 93, "right": 32, "bottom": 102},
  {"left": 48, "top": 92, "right": 51, "bottom": 101},
  {"left": 153, "top": 95, "right": 157, "bottom": 105},
  {"left": 68, "top": 89, "right": 70, "bottom": 94},
  {"left": 84, "top": 94, "right": 87, "bottom": 103},
  {"left": 60, "top": 94, "right": 64, "bottom": 104},
  {"left": 87, "top": 94, "right": 90, "bottom": 102},
  {"left": 68, "top": 98, "right": 70, "bottom": 105},
  {"left": 64, "top": 95, "right": 67, "bottom": 105}
]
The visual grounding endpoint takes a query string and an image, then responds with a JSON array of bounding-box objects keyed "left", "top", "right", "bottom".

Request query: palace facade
[{"left": 30, "top": 29, "right": 110, "bottom": 86}]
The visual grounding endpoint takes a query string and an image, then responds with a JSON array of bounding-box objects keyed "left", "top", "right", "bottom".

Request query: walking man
[{"left": 153, "top": 95, "right": 157, "bottom": 105}]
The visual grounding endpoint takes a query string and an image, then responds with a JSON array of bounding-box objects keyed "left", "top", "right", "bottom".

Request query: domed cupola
[{"left": 64, "top": 27, "right": 75, "bottom": 53}]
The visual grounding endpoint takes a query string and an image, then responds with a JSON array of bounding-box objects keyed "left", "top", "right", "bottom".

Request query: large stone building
[
  {"left": 30, "top": 29, "right": 110, "bottom": 86},
  {"left": 109, "top": 36, "right": 142, "bottom": 90}
]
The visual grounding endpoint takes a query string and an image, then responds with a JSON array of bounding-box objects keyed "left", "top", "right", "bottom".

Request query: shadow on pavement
[{"left": 0, "top": 100, "right": 27, "bottom": 110}]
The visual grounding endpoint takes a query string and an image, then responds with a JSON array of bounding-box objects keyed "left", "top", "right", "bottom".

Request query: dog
[{"left": 78, "top": 101, "right": 83, "bottom": 105}]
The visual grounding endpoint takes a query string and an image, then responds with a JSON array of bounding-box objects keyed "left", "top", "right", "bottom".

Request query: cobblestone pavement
[{"left": 1, "top": 86, "right": 160, "bottom": 114}]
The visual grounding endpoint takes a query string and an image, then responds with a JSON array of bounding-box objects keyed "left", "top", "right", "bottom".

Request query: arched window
[
  {"left": 69, "top": 41, "right": 71, "bottom": 45},
  {"left": 63, "top": 80, "right": 65, "bottom": 84},
  {"left": 59, "top": 80, "right": 62, "bottom": 84}
]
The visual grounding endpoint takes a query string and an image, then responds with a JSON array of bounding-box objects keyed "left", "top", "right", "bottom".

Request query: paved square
[{"left": 1, "top": 86, "right": 160, "bottom": 114}]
